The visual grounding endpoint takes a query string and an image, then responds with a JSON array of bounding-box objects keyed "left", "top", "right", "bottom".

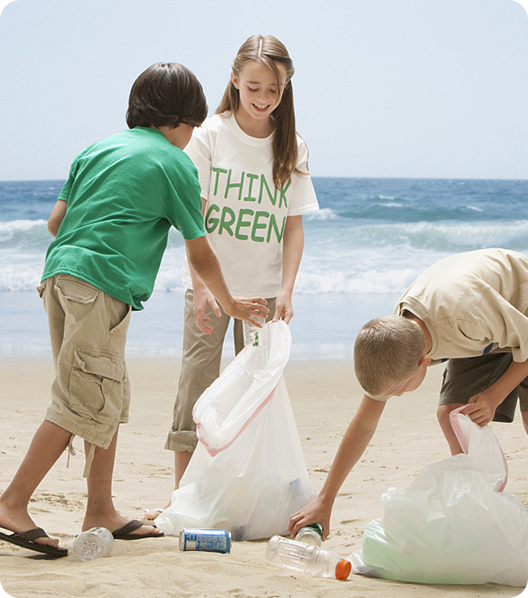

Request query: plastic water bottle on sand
[
  {"left": 73, "top": 527, "right": 114, "bottom": 561},
  {"left": 266, "top": 535, "right": 351, "bottom": 580},
  {"left": 243, "top": 316, "right": 267, "bottom": 375},
  {"left": 295, "top": 523, "right": 323, "bottom": 546}
]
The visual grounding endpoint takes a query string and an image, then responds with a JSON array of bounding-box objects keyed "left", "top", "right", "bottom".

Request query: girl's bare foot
[{"left": 142, "top": 501, "right": 171, "bottom": 521}]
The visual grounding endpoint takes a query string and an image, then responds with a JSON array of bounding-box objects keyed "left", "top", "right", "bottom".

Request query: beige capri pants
[{"left": 165, "top": 289, "right": 275, "bottom": 453}]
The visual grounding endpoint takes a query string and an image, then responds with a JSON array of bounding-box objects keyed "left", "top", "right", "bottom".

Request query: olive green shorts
[
  {"left": 439, "top": 352, "right": 528, "bottom": 423},
  {"left": 38, "top": 274, "right": 131, "bottom": 449}
]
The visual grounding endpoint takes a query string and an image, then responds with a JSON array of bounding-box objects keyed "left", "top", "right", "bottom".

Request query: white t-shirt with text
[{"left": 182, "top": 112, "right": 319, "bottom": 297}]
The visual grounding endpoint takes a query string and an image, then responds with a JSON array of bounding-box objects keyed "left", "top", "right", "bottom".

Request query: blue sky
[{"left": 0, "top": 0, "right": 527, "bottom": 180}]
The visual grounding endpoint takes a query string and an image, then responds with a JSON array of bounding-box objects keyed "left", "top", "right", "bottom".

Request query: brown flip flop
[
  {"left": 111, "top": 519, "right": 164, "bottom": 540},
  {"left": 0, "top": 526, "right": 68, "bottom": 558}
]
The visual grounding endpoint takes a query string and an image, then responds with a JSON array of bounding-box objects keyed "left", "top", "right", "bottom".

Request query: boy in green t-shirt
[{"left": 0, "top": 63, "right": 268, "bottom": 557}]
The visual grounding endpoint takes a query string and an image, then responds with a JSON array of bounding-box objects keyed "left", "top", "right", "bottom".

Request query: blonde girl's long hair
[{"left": 216, "top": 35, "right": 300, "bottom": 190}]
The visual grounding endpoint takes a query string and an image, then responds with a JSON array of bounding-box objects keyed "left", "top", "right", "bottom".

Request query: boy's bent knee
[
  {"left": 437, "top": 403, "right": 463, "bottom": 426},
  {"left": 436, "top": 403, "right": 465, "bottom": 419},
  {"left": 437, "top": 403, "right": 466, "bottom": 455}
]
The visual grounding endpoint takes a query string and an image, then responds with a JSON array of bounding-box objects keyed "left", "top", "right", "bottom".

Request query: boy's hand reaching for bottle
[
  {"left": 192, "top": 288, "right": 268, "bottom": 334},
  {"left": 289, "top": 496, "right": 331, "bottom": 541},
  {"left": 224, "top": 297, "right": 269, "bottom": 327}
]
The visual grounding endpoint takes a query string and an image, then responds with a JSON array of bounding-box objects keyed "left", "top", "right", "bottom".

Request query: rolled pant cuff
[{"left": 164, "top": 430, "right": 197, "bottom": 453}]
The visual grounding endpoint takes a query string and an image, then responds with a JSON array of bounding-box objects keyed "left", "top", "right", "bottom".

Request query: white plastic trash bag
[
  {"left": 155, "top": 321, "right": 316, "bottom": 541},
  {"left": 350, "top": 407, "right": 528, "bottom": 586}
]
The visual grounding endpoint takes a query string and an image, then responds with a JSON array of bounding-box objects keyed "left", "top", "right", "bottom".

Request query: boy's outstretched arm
[
  {"left": 185, "top": 236, "right": 268, "bottom": 326},
  {"left": 187, "top": 247, "right": 222, "bottom": 334},
  {"left": 185, "top": 199, "right": 223, "bottom": 335},
  {"left": 289, "top": 395, "right": 386, "bottom": 541},
  {"left": 48, "top": 200, "right": 68, "bottom": 237}
]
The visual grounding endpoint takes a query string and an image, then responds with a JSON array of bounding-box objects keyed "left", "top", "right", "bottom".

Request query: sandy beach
[{"left": 0, "top": 357, "right": 526, "bottom": 598}]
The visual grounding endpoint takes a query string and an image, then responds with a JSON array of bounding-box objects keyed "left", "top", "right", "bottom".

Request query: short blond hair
[{"left": 354, "top": 315, "right": 425, "bottom": 397}]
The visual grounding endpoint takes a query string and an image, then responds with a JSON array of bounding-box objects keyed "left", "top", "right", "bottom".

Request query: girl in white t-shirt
[{"left": 145, "top": 35, "right": 318, "bottom": 518}]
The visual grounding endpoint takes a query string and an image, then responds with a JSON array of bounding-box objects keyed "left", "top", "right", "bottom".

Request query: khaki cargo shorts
[
  {"left": 439, "top": 352, "right": 528, "bottom": 423},
  {"left": 38, "top": 274, "right": 132, "bottom": 449}
]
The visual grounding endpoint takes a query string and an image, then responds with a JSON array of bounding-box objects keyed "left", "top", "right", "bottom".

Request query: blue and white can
[{"left": 179, "top": 528, "right": 231, "bottom": 553}]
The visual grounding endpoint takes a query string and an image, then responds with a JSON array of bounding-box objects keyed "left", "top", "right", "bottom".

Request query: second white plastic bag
[
  {"left": 155, "top": 321, "right": 316, "bottom": 541},
  {"left": 350, "top": 408, "right": 528, "bottom": 587}
]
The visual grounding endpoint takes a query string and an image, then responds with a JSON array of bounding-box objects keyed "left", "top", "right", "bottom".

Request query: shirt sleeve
[
  {"left": 57, "top": 156, "right": 81, "bottom": 203},
  {"left": 170, "top": 185, "right": 205, "bottom": 240},
  {"left": 164, "top": 176, "right": 205, "bottom": 241},
  {"left": 162, "top": 151, "right": 206, "bottom": 241},
  {"left": 287, "top": 138, "right": 319, "bottom": 216},
  {"left": 477, "top": 286, "right": 528, "bottom": 362},
  {"left": 185, "top": 125, "right": 212, "bottom": 201}
]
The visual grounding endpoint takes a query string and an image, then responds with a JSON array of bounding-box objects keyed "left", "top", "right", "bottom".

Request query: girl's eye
[{"left": 248, "top": 87, "right": 259, "bottom": 92}]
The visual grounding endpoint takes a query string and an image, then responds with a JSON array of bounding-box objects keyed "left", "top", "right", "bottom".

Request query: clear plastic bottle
[
  {"left": 265, "top": 535, "right": 352, "bottom": 580},
  {"left": 295, "top": 523, "right": 323, "bottom": 546},
  {"left": 242, "top": 316, "right": 267, "bottom": 375},
  {"left": 73, "top": 527, "right": 114, "bottom": 561}
]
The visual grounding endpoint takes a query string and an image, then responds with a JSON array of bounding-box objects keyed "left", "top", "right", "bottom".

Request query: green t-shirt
[{"left": 42, "top": 127, "right": 205, "bottom": 310}]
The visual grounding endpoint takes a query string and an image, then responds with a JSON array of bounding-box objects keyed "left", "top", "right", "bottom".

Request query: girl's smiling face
[{"left": 231, "top": 60, "right": 288, "bottom": 134}]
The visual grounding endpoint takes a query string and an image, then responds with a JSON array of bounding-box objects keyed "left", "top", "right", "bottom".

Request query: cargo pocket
[
  {"left": 55, "top": 276, "right": 99, "bottom": 305},
  {"left": 108, "top": 302, "right": 132, "bottom": 345},
  {"left": 69, "top": 348, "right": 126, "bottom": 425},
  {"left": 37, "top": 280, "right": 47, "bottom": 299}
]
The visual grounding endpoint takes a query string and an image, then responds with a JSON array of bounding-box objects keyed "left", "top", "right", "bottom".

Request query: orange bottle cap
[{"left": 335, "top": 558, "right": 352, "bottom": 580}]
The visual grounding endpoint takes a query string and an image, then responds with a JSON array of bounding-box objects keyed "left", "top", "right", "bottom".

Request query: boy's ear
[
  {"left": 231, "top": 72, "right": 239, "bottom": 89},
  {"left": 419, "top": 355, "right": 432, "bottom": 367}
]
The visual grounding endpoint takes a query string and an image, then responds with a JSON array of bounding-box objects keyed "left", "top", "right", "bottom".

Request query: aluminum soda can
[{"left": 179, "top": 528, "right": 231, "bottom": 553}]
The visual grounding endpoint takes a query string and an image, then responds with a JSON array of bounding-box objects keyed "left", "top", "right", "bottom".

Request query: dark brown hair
[
  {"left": 216, "top": 35, "right": 300, "bottom": 189},
  {"left": 126, "top": 62, "right": 208, "bottom": 130}
]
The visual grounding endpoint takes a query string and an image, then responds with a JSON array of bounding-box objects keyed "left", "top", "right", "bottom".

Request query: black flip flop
[
  {"left": 112, "top": 519, "right": 164, "bottom": 540},
  {"left": 0, "top": 527, "right": 68, "bottom": 558}
]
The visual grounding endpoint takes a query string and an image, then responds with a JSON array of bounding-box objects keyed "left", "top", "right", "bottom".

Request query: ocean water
[{"left": 1, "top": 177, "right": 527, "bottom": 359}]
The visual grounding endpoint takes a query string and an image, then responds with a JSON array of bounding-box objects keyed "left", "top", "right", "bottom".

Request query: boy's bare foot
[{"left": 0, "top": 501, "right": 60, "bottom": 549}]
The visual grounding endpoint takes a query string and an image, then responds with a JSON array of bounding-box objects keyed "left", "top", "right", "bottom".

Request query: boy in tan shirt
[{"left": 290, "top": 248, "right": 528, "bottom": 540}]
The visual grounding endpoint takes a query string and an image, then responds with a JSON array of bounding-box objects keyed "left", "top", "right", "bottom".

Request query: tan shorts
[
  {"left": 439, "top": 352, "right": 528, "bottom": 423},
  {"left": 38, "top": 274, "right": 132, "bottom": 449}
]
